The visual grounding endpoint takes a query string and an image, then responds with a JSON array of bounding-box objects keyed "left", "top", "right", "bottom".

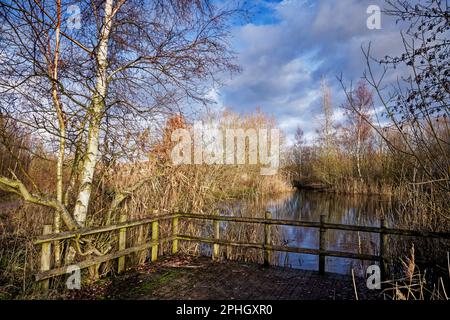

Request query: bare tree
[
  {"left": 317, "top": 77, "right": 335, "bottom": 155},
  {"left": 293, "top": 127, "right": 304, "bottom": 168},
  {"left": 340, "top": 0, "right": 449, "bottom": 219},
  {"left": 0, "top": 0, "right": 240, "bottom": 238},
  {"left": 341, "top": 81, "right": 374, "bottom": 183}
]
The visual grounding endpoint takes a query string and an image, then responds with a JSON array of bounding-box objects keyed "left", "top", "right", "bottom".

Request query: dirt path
[{"left": 72, "top": 255, "right": 382, "bottom": 300}]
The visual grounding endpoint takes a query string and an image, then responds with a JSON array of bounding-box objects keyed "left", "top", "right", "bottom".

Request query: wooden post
[
  {"left": 172, "top": 216, "right": 179, "bottom": 254},
  {"left": 213, "top": 220, "right": 220, "bottom": 261},
  {"left": 40, "top": 225, "right": 52, "bottom": 291},
  {"left": 151, "top": 220, "right": 159, "bottom": 262},
  {"left": 264, "top": 211, "right": 271, "bottom": 267},
  {"left": 54, "top": 220, "right": 61, "bottom": 268},
  {"left": 379, "top": 218, "right": 387, "bottom": 281},
  {"left": 117, "top": 214, "right": 127, "bottom": 273},
  {"left": 136, "top": 224, "right": 146, "bottom": 265},
  {"left": 319, "top": 214, "right": 326, "bottom": 275}
]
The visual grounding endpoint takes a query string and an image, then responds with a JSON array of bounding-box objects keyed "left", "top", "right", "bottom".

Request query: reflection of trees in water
[
  {"left": 199, "top": 191, "right": 449, "bottom": 277},
  {"left": 270, "top": 192, "right": 385, "bottom": 275},
  {"left": 213, "top": 191, "right": 384, "bottom": 273}
]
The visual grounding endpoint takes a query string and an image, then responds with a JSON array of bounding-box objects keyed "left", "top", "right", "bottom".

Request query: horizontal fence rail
[
  {"left": 176, "top": 235, "right": 381, "bottom": 262},
  {"left": 35, "top": 237, "right": 176, "bottom": 281},
  {"left": 34, "top": 214, "right": 179, "bottom": 244},
  {"left": 34, "top": 212, "right": 450, "bottom": 290},
  {"left": 177, "top": 213, "right": 450, "bottom": 239}
]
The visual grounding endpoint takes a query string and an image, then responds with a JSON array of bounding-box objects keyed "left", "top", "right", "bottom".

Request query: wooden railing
[{"left": 35, "top": 212, "right": 450, "bottom": 290}]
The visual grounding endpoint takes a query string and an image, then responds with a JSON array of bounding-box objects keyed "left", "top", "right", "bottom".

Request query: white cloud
[{"left": 220, "top": 0, "right": 409, "bottom": 144}]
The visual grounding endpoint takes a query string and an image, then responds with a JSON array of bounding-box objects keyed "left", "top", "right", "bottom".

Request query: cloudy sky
[{"left": 213, "top": 0, "right": 409, "bottom": 144}]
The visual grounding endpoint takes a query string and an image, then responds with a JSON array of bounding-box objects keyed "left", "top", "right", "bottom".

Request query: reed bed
[
  {"left": 381, "top": 247, "right": 449, "bottom": 300},
  {"left": 0, "top": 156, "right": 292, "bottom": 298}
]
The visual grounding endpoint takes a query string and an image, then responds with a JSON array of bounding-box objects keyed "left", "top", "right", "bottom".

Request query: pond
[{"left": 214, "top": 190, "right": 449, "bottom": 278}]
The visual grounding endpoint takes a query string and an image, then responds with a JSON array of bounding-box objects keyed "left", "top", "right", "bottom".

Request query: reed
[
  {"left": 382, "top": 247, "right": 449, "bottom": 300},
  {"left": 0, "top": 110, "right": 293, "bottom": 298}
]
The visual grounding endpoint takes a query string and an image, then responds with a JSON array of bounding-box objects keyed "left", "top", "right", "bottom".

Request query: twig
[{"left": 352, "top": 269, "right": 359, "bottom": 300}]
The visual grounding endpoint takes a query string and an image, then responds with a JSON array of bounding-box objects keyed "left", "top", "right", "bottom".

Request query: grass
[
  {"left": 133, "top": 271, "right": 181, "bottom": 295},
  {"left": 382, "top": 247, "right": 449, "bottom": 300},
  {"left": 0, "top": 158, "right": 293, "bottom": 299}
]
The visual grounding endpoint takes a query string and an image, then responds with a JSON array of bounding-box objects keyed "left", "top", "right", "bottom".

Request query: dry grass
[
  {"left": 382, "top": 247, "right": 449, "bottom": 300},
  {"left": 0, "top": 127, "right": 292, "bottom": 298}
]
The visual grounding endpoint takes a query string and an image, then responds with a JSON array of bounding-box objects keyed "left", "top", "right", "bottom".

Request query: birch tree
[
  {"left": 341, "top": 81, "right": 374, "bottom": 183},
  {"left": 0, "top": 0, "right": 239, "bottom": 233},
  {"left": 340, "top": 0, "right": 449, "bottom": 220},
  {"left": 318, "top": 78, "right": 335, "bottom": 155},
  {"left": 314, "top": 78, "right": 337, "bottom": 185}
]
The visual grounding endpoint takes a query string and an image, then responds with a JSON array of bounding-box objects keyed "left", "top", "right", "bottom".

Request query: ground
[{"left": 69, "top": 255, "right": 382, "bottom": 300}]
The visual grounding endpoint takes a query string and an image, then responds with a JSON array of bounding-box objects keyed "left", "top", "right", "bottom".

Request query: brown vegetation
[{"left": 0, "top": 0, "right": 448, "bottom": 301}]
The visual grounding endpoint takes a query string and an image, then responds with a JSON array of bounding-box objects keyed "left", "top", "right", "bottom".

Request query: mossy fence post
[
  {"left": 319, "top": 214, "right": 326, "bottom": 275},
  {"left": 172, "top": 215, "right": 179, "bottom": 254},
  {"left": 264, "top": 211, "right": 271, "bottom": 267},
  {"left": 379, "top": 218, "right": 387, "bottom": 281},
  {"left": 213, "top": 220, "right": 220, "bottom": 260},
  {"left": 118, "top": 214, "right": 127, "bottom": 273},
  {"left": 40, "top": 224, "right": 52, "bottom": 291},
  {"left": 151, "top": 220, "right": 159, "bottom": 262}
]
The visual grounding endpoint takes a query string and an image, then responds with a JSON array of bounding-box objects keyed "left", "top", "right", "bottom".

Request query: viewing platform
[{"left": 70, "top": 255, "right": 382, "bottom": 300}]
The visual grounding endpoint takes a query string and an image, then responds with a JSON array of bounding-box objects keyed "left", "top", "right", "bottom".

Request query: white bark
[
  {"left": 52, "top": 0, "right": 63, "bottom": 266},
  {"left": 73, "top": 0, "right": 115, "bottom": 226},
  {"left": 0, "top": 176, "right": 78, "bottom": 230},
  {"left": 356, "top": 114, "right": 363, "bottom": 184}
]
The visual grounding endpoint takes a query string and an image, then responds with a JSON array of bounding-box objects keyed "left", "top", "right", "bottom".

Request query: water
[
  {"left": 216, "top": 191, "right": 448, "bottom": 277},
  {"left": 267, "top": 191, "right": 385, "bottom": 276}
]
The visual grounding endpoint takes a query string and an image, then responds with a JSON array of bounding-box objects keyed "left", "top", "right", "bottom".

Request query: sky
[{"left": 212, "top": 0, "right": 410, "bottom": 144}]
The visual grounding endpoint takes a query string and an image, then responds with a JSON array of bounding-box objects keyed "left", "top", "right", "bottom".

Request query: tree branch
[{"left": 0, "top": 176, "right": 79, "bottom": 231}]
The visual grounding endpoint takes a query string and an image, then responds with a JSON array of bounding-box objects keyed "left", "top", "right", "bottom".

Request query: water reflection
[
  {"left": 214, "top": 191, "right": 449, "bottom": 278},
  {"left": 270, "top": 191, "right": 388, "bottom": 276},
  {"left": 219, "top": 191, "right": 390, "bottom": 276}
]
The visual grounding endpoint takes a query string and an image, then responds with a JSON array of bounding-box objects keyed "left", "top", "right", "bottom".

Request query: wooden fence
[{"left": 35, "top": 212, "right": 450, "bottom": 290}]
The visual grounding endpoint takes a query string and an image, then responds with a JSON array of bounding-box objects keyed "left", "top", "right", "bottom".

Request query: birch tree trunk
[
  {"left": 51, "top": 0, "right": 64, "bottom": 266},
  {"left": 73, "top": 0, "right": 115, "bottom": 227},
  {"left": 356, "top": 114, "right": 363, "bottom": 185}
]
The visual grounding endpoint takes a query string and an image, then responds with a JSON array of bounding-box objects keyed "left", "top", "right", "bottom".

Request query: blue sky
[{"left": 212, "top": 0, "right": 408, "bottom": 144}]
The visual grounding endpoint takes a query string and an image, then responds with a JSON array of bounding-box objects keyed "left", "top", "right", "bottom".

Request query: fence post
[
  {"left": 136, "top": 224, "right": 146, "bottom": 265},
  {"left": 118, "top": 214, "right": 127, "bottom": 273},
  {"left": 151, "top": 220, "right": 159, "bottom": 262},
  {"left": 213, "top": 220, "right": 220, "bottom": 261},
  {"left": 40, "top": 225, "right": 52, "bottom": 291},
  {"left": 319, "top": 214, "right": 326, "bottom": 275},
  {"left": 264, "top": 211, "right": 271, "bottom": 267},
  {"left": 172, "top": 216, "right": 179, "bottom": 254},
  {"left": 379, "top": 218, "right": 387, "bottom": 280}
]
